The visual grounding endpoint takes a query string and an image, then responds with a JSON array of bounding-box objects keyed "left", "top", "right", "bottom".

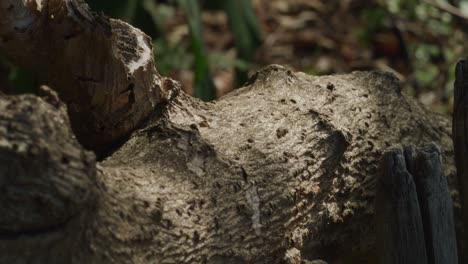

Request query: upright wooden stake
[
  {"left": 376, "top": 144, "right": 458, "bottom": 264},
  {"left": 413, "top": 144, "right": 458, "bottom": 264},
  {"left": 376, "top": 146, "right": 428, "bottom": 264},
  {"left": 453, "top": 60, "right": 468, "bottom": 251}
]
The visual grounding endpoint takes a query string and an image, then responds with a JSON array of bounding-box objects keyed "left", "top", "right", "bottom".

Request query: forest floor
[
  {"left": 1, "top": 0, "right": 466, "bottom": 114},
  {"left": 165, "top": 0, "right": 467, "bottom": 114}
]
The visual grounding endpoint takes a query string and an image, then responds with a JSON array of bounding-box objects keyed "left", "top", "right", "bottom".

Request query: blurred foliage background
[{"left": 1, "top": 0, "right": 468, "bottom": 112}]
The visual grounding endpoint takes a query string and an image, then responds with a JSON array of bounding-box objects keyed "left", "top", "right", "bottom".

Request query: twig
[{"left": 424, "top": 0, "right": 468, "bottom": 20}]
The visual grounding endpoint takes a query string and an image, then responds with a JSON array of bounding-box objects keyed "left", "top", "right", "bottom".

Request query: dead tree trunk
[
  {"left": 454, "top": 60, "right": 468, "bottom": 256},
  {"left": 376, "top": 144, "right": 457, "bottom": 264},
  {"left": 0, "top": 1, "right": 462, "bottom": 263}
]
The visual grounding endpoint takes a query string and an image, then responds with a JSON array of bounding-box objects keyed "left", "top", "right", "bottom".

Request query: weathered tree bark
[
  {"left": 413, "top": 144, "right": 458, "bottom": 264},
  {"left": 0, "top": 1, "right": 462, "bottom": 264},
  {"left": 376, "top": 146, "right": 428, "bottom": 264},
  {"left": 376, "top": 144, "right": 457, "bottom": 264},
  {"left": 454, "top": 60, "right": 468, "bottom": 257},
  {"left": 0, "top": 0, "right": 168, "bottom": 151}
]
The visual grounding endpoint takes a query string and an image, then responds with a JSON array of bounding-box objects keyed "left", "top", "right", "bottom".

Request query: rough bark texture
[
  {"left": 0, "top": 0, "right": 167, "bottom": 151},
  {"left": 0, "top": 66, "right": 459, "bottom": 263},
  {"left": 0, "top": 87, "right": 97, "bottom": 263},
  {"left": 0, "top": 1, "right": 462, "bottom": 264}
]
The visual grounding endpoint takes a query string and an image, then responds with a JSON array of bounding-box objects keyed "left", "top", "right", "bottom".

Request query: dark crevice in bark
[{"left": 0, "top": 212, "right": 79, "bottom": 240}]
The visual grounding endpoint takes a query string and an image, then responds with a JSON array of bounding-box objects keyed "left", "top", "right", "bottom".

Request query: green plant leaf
[
  {"left": 153, "top": 40, "right": 193, "bottom": 76},
  {"left": 143, "top": 0, "right": 175, "bottom": 36},
  {"left": 123, "top": 0, "right": 139, "bottom": 23},
  {"left": 175, "top": 0, "right": 217, "bottom": 101},
  {"left": 216, "top": 0, "right": 262, "bottom": 86},
  {"left": 209, "top": 53, "right": 250, "bottom": 71}
]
